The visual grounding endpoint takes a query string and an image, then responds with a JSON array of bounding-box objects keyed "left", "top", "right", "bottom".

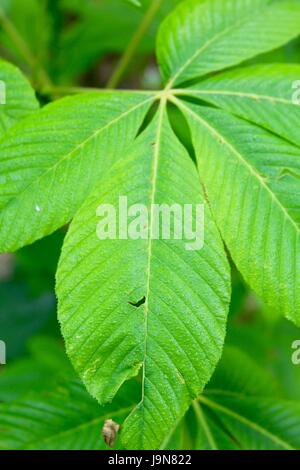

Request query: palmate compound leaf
[
  {"left": 0, "top": 59, "right": 38, "bottom": 136},
  {"left": 179, "top": 64, "right": 300, "bottom": 148},
  {"left": 0, "top": 91, "right": 154, "bottom": 253},
  {"left": 172, "top": 97, "right": 300, "bottom": 325},
  {"left": 56, "top": 102, "right": 231, "bottom": 450},
  {"left": 157, "top": 0, "right": 300, "bottom": 87}
]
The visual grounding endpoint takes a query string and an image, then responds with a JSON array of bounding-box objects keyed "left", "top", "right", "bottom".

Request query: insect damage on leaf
[{"left": 128, "top": 296, "right": 146, "bottom": 308}]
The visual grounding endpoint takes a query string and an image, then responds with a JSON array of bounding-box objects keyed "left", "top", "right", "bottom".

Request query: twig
[{"left": 107, "top": 0, "right": 162, "bottom": 89}]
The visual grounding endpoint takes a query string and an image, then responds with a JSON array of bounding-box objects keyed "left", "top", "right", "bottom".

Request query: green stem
[
  {"left": 0, "top": 7, "right": 53, "bottom": 89},
  {"left": 107, "top": 0, "right": 162, "bottom": 89}
]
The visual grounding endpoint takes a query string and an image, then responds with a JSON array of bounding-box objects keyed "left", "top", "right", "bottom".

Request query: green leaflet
[
  {"left": 157, "top": 0, "right": 300, "bottom": 87},
  {"left": 173, "top": 98, "right": 300, "bottom": 325},
  {"left": 56, "top": 103, "right": 230, "bottom": 450},
  {"left": 0, "top": 91, "right": 154, "bottom": 253},
  {"left": 181, "top": 64, "right": 300, "bottom": 148},
  {"left": 0, "top": 59, "right": 38, "bottom": 136}
]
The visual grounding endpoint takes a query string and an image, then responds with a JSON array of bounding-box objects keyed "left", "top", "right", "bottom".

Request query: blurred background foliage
[{"left": 0, "top": 0, "right": 299, "bottom": 450}]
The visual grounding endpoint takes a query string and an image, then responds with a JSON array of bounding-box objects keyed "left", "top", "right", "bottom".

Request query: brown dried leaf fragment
[{"left": 102, "top": 419, "right": 120, "bottom": 448}]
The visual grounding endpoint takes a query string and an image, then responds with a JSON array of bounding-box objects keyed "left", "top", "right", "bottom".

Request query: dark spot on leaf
[{"left": 128, "top": 296, "right": 146, "bottom": 308}]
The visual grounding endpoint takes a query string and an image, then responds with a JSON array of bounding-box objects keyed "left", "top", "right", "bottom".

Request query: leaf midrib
[
  {"left": 141, "top": 98, "right": 166, "bottom": 407},
  {"left": 192, "top": 400, "right": 218, "bottom": 450},
  {"left": 174, "top": 89, "right": 293, "bottom": 106}
]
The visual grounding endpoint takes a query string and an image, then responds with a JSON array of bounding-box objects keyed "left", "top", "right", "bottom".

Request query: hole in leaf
[{"left": 128, "top": 296, "right": 146, "bottom": 308}]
